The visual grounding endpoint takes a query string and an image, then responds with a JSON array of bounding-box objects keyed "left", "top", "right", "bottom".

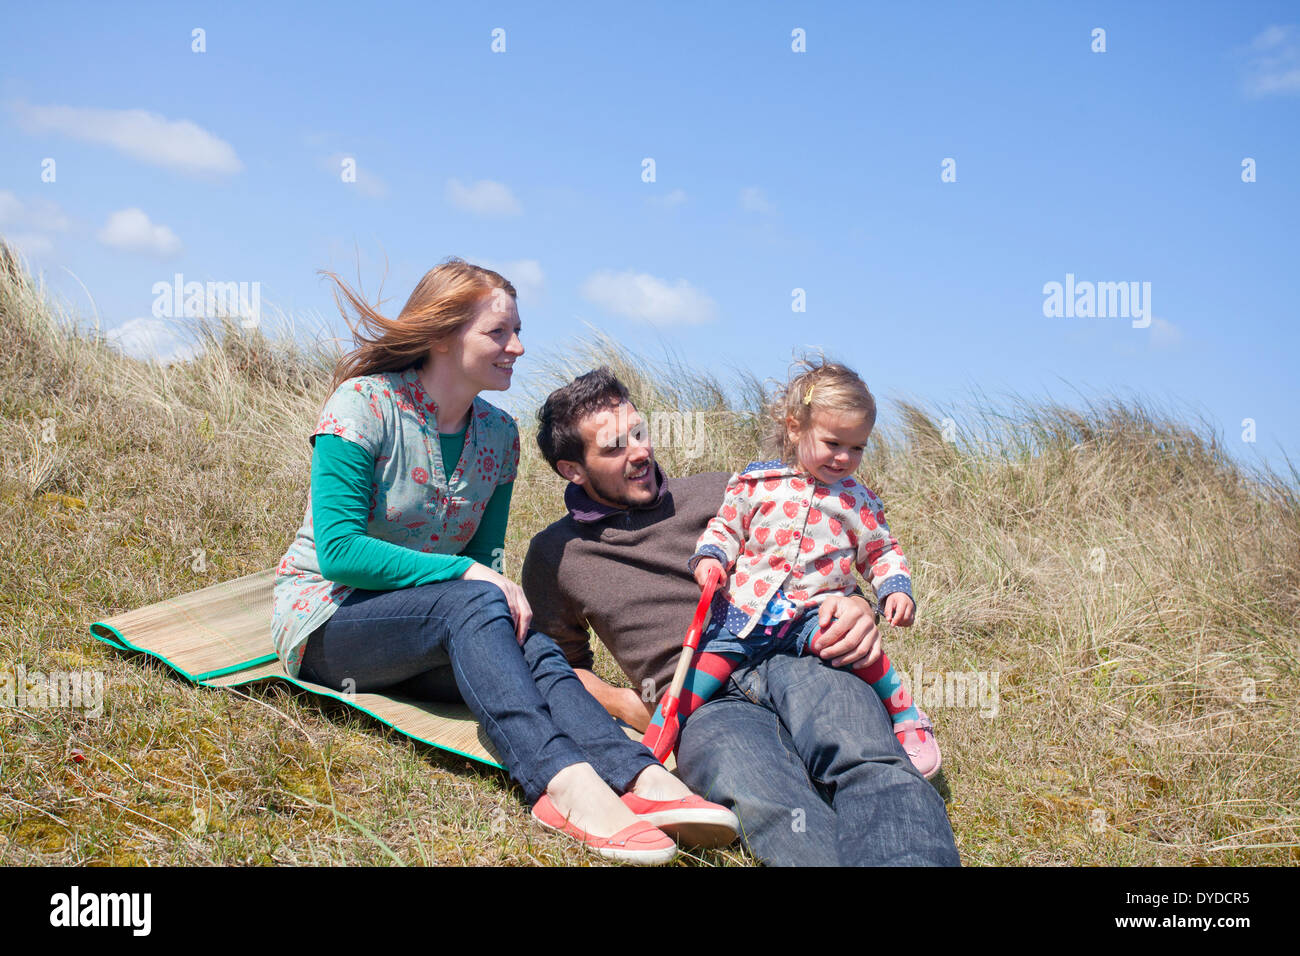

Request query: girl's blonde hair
[
  {"left": 765, "top": 354, "right": 877, "bottom": 464},
  {"left": 323, "top": 257, "right": 516, "bottom": 395}
]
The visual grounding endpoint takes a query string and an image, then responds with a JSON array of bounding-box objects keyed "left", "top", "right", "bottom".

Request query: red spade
[{"left": 642, "top": 564, "right": 723, "bottom": 763}]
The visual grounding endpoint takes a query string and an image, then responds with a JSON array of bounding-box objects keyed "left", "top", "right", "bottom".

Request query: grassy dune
[{"left": 2, "top": 241, "right": 1297, "bottom": 865}]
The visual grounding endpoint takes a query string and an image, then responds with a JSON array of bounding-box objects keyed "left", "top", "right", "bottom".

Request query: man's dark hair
[{"left": 536, "top": 367, "right": 631, "bottom": 474}]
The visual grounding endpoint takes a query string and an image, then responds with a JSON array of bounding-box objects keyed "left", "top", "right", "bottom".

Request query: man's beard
[{"left": 585, "top": 462, "right": 657, "bottom": 509}]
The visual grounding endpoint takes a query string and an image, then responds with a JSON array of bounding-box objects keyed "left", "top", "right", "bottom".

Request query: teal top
[
  {"left": 311, "top": 430, "right": 513, "bottom": 588},
  {"left": 271, "top": 368, "right": 522, "bottom": 677}
]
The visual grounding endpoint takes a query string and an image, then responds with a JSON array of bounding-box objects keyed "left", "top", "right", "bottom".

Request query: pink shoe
[
  {"left": 895, "top": 710, "right": 942, "bottom": 780},
  {"left": 621, "top": 792, "right": 740, "bottom": 848},
  {"left": 531, "top": 794, "right": 678, "bottom": 865}
]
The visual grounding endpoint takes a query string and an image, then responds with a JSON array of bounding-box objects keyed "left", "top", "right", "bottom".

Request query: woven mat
[{"left": 88, "top": 568, "right": 503, "bottom": 768}]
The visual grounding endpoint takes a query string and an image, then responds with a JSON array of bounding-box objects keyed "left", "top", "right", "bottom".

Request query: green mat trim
[
  {"left": 87, "top": 622, "right": 128, "bottom": 651},
  {"left": 225, "top": 669, "right": 505, "bottom": 770},
  {"left": 90, "top": 621, "right": 206, "bottom": 683},
  {"left": 192, "top": 655, "right": 279, "bottom": 682},
  {"left": 87, "top": 621, "right": 505, "bottom": 771}
]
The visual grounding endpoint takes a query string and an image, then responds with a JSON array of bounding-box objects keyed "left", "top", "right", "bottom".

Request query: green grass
[{"left": 1, "top": 239, "right": 1297, "bottom": 865}]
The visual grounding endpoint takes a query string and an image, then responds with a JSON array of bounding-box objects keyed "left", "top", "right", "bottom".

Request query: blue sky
[{"left": 2, "top": 1, "right": 1297, "bottom": 471}]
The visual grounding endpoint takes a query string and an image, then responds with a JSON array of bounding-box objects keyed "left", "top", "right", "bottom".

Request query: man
[{"left": 521, "top": 368, "right": 960, "bottom": 866}]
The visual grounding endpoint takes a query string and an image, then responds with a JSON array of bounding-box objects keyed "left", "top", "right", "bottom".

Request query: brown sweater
[{"left": 521, "top": 469, "right": 731, "bottom": 700}]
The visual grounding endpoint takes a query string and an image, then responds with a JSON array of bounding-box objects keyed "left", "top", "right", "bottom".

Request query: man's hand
[
  {"left": 882, "top": 592, "right": 915, "bottom": 627},
  {"left": 575, "top": 669, "right": 653, "bottom": 732},
  {"left": 809, "top": 594, "right": 881, "bottom": 669}
]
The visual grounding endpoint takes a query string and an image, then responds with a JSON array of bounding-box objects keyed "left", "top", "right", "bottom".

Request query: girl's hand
[
  {"left": 883, "top": 592, "right": 915, "bottom": 627},
  {"left": 462, "top": 562, "right": 533, "bottom": 644},
  {"left": 693, "top": 557, "right": 727, "bottom": 593}
]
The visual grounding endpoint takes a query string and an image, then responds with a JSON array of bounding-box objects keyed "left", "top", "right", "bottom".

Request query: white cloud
[
  {"left": 1242, "top": 24, "right": 1300, "bottom": 96},
  {"left": 11, "top": 102, "right": 243, "bottom": 176},
  {"left": 0, "top": 189, "right": 71, "bottom": 233},
  {"left": 97, "top": 208, "right": 182, "bottom": 257},
  {"left": 0, "top": 191, "right": 21, "bottom": 223},
  {"left": 648, "top": 188, "right": 687, "bottom": 208},
  {"left": 105, "top": 317, "right": 198, "bottom": 365},
  {"left": 324, "top": 153, "right": 388, "bottom": 198},
  {"left": 580, "top": 269, "right": 718, "bottom": 325},
  {"left": 446, "top": 178, "right": 522, "bottom": 217},
  {"left": 740, "top": 186, "right": 773, "bottom": 213},
  {"left": 476, "top": 257, "right": 544, "bottom": 303},
  {"left": 1148, "top": 317, "right": 1183, "bottom": 349},
  {"left": 5, "top": 234, "right": 54, "bottom": 258},
  {"left": 1254, "top": 25, "right": 1291, "bottom": 49},
  {"left": 1, "top": 190, "right": 73, "bottom": 258}
]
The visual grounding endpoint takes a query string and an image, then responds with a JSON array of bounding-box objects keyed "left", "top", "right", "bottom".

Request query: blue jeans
[
  {"left": 299, "top": 578, "right": 658, "bottom": 805},
  {"left": 697, "top": 606, "right": 822, "bottom": 662},
  {"left": 674, "top": 648, "right": 961, "bottom": 866}
]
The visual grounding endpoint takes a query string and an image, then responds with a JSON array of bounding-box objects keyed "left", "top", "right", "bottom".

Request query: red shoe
[
  {"left": 531, "top": 794, "right": 678, "bottom": 865},
  {"left": 621, "top": 792, "right": 740, "bottom": 848}
]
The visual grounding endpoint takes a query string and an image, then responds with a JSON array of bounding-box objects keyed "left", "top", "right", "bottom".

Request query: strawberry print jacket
[{"left": 690, "top": 460, "right": 913, "bottom": 641}]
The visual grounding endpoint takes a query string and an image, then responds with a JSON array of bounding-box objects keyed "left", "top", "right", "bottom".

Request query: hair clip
[{"left": 803, "top": 384, "right": 815, "bottom": 405}]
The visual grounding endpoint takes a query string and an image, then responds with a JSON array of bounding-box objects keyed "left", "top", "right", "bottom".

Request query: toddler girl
[{"left": 643, "top": 359, "right": 941, "bottom": 778}]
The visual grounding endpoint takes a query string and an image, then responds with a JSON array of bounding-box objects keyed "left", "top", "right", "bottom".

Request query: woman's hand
[{"left": 462, "top": 561, "right": 533, "bottom": 644}]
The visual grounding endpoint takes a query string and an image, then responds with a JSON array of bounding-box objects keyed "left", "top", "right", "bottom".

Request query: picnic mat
[{"left": 87, "top": 568, "right": 504, "bottom": 769}]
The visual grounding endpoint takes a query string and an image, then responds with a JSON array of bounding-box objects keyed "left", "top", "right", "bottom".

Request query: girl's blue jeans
[{"left": 299, "top": 578, "right": 658, "bottom": 804}]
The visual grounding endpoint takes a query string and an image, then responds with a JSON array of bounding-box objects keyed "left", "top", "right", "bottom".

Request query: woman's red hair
[{"left": 323, "top": 257, "right": 516, "bottom": 395}]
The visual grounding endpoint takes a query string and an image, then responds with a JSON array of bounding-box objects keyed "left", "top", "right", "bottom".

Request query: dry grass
[{"left": 2, "top": 239, "right": 1297, "bottom": 865}]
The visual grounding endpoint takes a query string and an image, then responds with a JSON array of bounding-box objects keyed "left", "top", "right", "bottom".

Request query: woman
[{"left": 271, "top": 258, "right": 737, "bottom": 864}]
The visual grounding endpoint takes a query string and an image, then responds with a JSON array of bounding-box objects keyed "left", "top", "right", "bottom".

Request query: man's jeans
[
  {"left": 675, "top": 648, "right": 961, "bottom": 866},
  {"left": 299, "top": 579, "right": 658, "bottom": 805}
]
